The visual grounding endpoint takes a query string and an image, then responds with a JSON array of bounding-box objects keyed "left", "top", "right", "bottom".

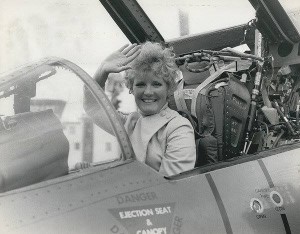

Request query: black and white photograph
[{"left": 0, "top": 0, "right": 300, "bottom": 233}]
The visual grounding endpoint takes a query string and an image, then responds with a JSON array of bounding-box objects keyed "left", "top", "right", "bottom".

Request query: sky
[{"left": 0, "top": 0, "right": 129, "bottom": 75}]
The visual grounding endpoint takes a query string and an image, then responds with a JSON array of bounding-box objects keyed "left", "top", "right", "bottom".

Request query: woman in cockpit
[{"left": 85, "top": 42, "right": 196, "bottom": 176}]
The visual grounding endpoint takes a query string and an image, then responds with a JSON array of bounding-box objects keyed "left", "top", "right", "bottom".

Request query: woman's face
[{"left": 132, "top": 72, "right": 168, "bottom": 116}]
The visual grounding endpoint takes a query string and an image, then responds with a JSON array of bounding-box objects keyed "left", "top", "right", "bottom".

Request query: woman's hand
[
  {"left": 101, "top": 44, "right": 141, "bottom": 73},
  {"left": 75, "top": 161, "right": 91, "bottom": 170},
  {"left": 94, "top": 44, "right": 140, "bottom": 86}
]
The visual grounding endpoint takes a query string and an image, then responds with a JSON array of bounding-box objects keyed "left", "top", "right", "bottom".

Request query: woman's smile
[{"left": 142, "top": 98, "right": 156, "bottom": 103}]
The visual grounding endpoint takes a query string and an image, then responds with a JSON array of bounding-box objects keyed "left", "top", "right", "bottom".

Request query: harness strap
[
  {"left": 197, "top": 83, "right": 216, "bottom": 135},
  {"left": 174, "top": 79, "right": 188, "bottom": 111},
  {"left": 191, "top": 61, "right": 238, "bottom": 117}
]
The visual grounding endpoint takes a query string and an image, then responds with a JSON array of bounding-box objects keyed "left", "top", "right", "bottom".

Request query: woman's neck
[{"left": 138, "top": 103, "right": 168, "bottom": 117}]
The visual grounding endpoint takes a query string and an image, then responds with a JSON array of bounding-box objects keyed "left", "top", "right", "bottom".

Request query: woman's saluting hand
[
  {"left": 94, "top": 44, "right": 141, "bottom": 87},
  {"left": 104, "top": 43, "right": 141, "bottom": 73}
]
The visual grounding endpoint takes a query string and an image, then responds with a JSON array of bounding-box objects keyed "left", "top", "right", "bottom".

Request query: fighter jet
[{"left": 0, "top": 0, "right": 300, "bottom": 233}]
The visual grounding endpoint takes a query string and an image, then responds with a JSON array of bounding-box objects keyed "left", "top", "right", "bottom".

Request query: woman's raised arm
[{"left": 83, "top": 44, "right": 140, "bottom": 133}]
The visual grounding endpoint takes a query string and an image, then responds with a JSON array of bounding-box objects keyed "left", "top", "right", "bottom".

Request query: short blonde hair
[{"left": 125, "top": 42, "right": 179, "bottom": 95}]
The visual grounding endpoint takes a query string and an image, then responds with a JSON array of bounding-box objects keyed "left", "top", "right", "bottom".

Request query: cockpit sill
[
  {"left": 0, "top": 158, "right": 135, "bottom": 196},
  {"left": 168, "top": 141, "right": 300, "bottom": 180}
]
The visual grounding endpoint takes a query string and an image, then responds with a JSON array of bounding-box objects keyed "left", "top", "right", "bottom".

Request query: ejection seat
[
  {"left": 0, "top": 110, "right": 69, "bottom": 192},
  {"left": 169, "top": 62, "right": 251, "bottom": 167}
]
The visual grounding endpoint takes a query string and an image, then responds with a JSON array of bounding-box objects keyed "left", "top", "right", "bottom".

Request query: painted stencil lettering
[
  {"left": 116, "top": 192, "right": 158, "bottom": 205},
  {"left": 172, "top": 216, "right": 183, "bottom": 234},
  {"left": 109, "top": 203, "right": 175, "bottom": 234}
]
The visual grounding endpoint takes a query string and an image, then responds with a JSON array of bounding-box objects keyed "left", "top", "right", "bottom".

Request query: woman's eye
[
  {"left": 135, "top": 82, "right": 145, "bottom": 87},
  {"left": 152, "top": 82, "right": 162, "bottom": 87}
]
